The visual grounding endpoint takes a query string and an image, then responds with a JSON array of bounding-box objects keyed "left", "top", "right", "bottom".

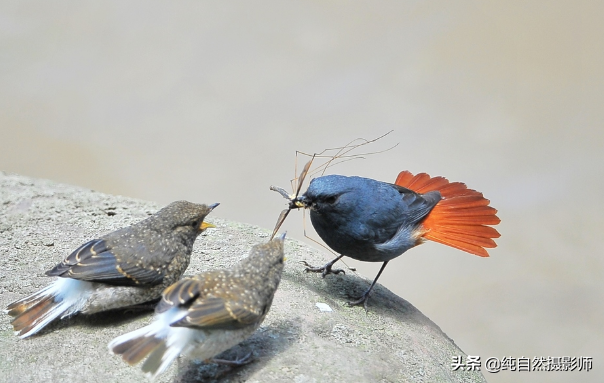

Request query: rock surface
[{"left": 0, "top": 172, "right": 486, "bottom": 383}]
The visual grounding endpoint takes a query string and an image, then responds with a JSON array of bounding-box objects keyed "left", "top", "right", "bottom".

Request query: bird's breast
[{"left": 309, "top": 209, "right": 390, "bottom": 261}]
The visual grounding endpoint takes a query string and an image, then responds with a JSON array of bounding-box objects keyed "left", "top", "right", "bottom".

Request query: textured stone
[{"left": 0, "top": 172, "right": 486, "bottom": 383}]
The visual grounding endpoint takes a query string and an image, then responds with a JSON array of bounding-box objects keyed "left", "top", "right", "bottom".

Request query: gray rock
[{"left": 0, "top": 172, "right": 486, "bottom": 383}]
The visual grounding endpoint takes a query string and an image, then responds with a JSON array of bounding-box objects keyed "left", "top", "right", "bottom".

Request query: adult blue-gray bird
[
  {"left": 295, "top": 171, "right": 500, "bottom": 309},
  {"left": 5, "top": 201, "right": 219, "bottom": 338}
]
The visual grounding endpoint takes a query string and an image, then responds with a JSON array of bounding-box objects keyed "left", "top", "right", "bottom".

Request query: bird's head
[
  {"left": 254, "top": 232, "right": 286, "bottom": 265},
  {"left": 242, "top": 233, "right": 287, "bottom": 285},
  {"left": 295, "top": 175, "right": 359, "bottom": 215},
  {"left": 158, "top": 201, "right": 219, "bottom": 238}
]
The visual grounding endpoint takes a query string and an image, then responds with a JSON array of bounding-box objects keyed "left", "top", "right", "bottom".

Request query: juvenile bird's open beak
[{"left": 276, "top": 232, "right": 287, "bottom": 261}]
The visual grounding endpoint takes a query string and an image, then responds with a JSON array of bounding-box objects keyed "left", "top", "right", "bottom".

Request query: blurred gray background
[{"left": 1, "top": 1, "right": 602, "bottom": 382}]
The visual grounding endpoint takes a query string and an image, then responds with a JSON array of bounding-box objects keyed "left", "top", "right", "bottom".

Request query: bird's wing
[
  {"left": 391, "top": 184, "right": 442, "bottom": 224},
  {"left": 172, "top": 297, "right": 263, "bottom": 330},
  {"left": 45, "top": 239, "right": 165, "bottom": 286},
  {"left": 156, "top": 275, "right": 263, "bottom": 330}
]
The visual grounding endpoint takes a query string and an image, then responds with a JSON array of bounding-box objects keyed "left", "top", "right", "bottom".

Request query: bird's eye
[
  {"left": 191, "top": 220, "right": 198, "bottom": 228},
  {"left": 324, "top": 195, "right": 338, "bottom": 204}
]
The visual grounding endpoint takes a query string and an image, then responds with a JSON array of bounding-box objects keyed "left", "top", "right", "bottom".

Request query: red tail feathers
[{"left": 395, "top": 171, "right": 500, "bottom": 257}]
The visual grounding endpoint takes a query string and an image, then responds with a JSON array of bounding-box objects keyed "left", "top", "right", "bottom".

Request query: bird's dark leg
[
  {"left": 210, "top": 351, "right": 253, "bottom": 366},
  {"left": 300, "top": 254, "right": 346, "bottom": 278},
  {"left": 347, "top": 261, "right": 389, "bottom": 311}
]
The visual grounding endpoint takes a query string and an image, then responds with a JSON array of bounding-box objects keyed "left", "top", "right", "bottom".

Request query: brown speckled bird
[
  {"left": 5, "top": 200, "right": 219, "bottom": 338},
  {"left": 108, "top": 234, "right": 286, "bottom": 379}
]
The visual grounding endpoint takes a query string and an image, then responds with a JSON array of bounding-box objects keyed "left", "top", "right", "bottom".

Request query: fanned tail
[
  {"left": 4, "top": 278, "right": 91, "bottom": 338},
  {"left": 109, "top": 307, "right": 194, "bottom": 379},
  {"left": 395, "top": 171, "right": 501, "bottom": 257}
]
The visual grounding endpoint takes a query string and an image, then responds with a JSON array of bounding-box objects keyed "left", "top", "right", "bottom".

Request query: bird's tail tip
[
  {"left": 109, "top": 332, "right": 164, "bottom": 368},
  {"left": 6, "top": 294, "right": 56, "bottom": 338},
  {"left": 5, "top": 279, "right": 86, "bottom": 338},
  {"left": 395, "top": 170, "right": 501, "bottom": 257},
  {"left": 109, "top": 314, "right": 187, "bottom": 379}
]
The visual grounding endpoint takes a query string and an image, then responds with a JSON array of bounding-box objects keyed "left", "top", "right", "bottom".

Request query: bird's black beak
[{"left": 198, "top": 203, "right": 220, "bottom": 231}]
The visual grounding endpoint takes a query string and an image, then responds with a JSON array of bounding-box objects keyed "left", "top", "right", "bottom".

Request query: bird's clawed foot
[
  {"left": 300, "top": 254, "right": 346, "bottom": 277},
  {"left": 346, "top": 290, "right": 372, "bottom": 311},
  {"left": 345, "top": 261, "right": 387, "bottom": 311},
  {"left": 300, "top": 260, "right": 345, "bottom": 278},
  {"left": 210, "top": 351, "right": 253, "bottom": 367}
]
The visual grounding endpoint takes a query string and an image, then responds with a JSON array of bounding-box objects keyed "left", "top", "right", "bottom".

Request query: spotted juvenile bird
[
  {"left": 109, "top": 234, "right": 286, "bottom": 379},
  {"left": 5, "top": 201, "right": 219, "bottom": 338},
  {"left": 296, "top": 171, "right": 500, "bottom": 309}
]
